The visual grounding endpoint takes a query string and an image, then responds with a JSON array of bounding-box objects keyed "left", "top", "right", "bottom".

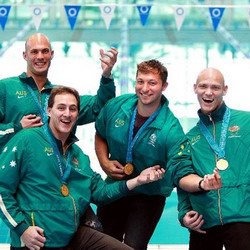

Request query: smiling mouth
[
  {"left": 203, "top": 98, "right": 213, "bottom": 103},
  {"left": 61, "top": 120, "right": 71, "bottom": 125}
]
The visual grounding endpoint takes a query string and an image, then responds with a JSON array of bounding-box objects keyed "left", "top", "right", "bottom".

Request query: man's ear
[
  {"left": 23, "top": 51, "right": 27, "bottom": 61},
  {"left": 51, "top": 50, "right": 54, "bottom": 60},
  {"left": 162, "top": 82, "right": 168, "bottom": 91},
  {"left": 223, "top": 85, "right": 228, "bottom": 96},
  {"left": 47, "top": 107, "right": 51, "bottom": 117},
  {"left": 193, "top": 83, "right": 197, "bottom": 94}
]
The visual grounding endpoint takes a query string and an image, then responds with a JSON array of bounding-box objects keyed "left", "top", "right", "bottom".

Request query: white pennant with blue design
[
  {"left": 137, "top": 5, "right": 152, "bottom": 26},
  {"left": 99, "top": 5, "right": 116, "bottom": 30},
  {"left": 0, "top": 5, "right": 11, "bottom": 30},
  {"left": 173, "top": 6, "right": 188, "bottom": 31},
  {"left": 209, "top": 7, "right": 225, "bottom": 31},
  {"left": 30, "top": 5, "right": 46, "bottom": 31},
  {"left": 64, "top": 5, "right": 81, "bottom": 30}
]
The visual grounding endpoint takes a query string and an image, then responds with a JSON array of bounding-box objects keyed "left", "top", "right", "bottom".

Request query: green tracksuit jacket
[
  {"left": 95, "top": 94, "right": 195, "bottom": 197},
  {"left": 0, "top": 72, "right": 115, "bottom": 151},
  {"left": 0, "top": 125, "right": 129, "bottom": 247},
  {"left": 178, "top": 102, "right": 250, "bottom": 229}
]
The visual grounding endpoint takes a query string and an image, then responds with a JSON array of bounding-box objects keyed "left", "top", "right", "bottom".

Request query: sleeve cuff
[
  {"left": 13, "top": 222, "right": 29, "bottom": 236},
  {"left": 101, "top": 75, "right": 113, "bottom": 84},
  {"left": 14, "top": 122, "right": 22, "bottom": 133},
  {"left": 119, "top": 180, "right": 130, "bottom": 194}
]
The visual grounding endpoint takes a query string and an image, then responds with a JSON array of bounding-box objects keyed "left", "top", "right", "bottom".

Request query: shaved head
[
  {"left": 196, "top": 67, "right": 225, "bottom": 86},
  {"left": 25, "top": 33, "right": 52, "bottom": 52}
]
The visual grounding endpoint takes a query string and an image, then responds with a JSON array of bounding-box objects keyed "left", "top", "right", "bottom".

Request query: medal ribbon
[
  {"left": 25, "top": 84, "right": 49, "bottom": 123},
  {"left": 26, "top": 85, "right": 71, "bottom": 184},
  {"left": 199, "top": 107, "right": 230, "bottom": 159},
  {"left": 43, "top": 124, "right": 72, "bottom": 185},
  {"left": 126, "top": 106, "right": 161, "bottom": 163}
]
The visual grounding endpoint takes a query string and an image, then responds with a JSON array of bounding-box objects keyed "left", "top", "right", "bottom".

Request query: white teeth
[{"left": 203, "top": 99, "right": 213, "bottom": 103}]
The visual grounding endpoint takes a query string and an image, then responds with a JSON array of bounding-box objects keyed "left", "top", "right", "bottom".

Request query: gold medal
[
  {"left": 61, "top": 184, "right": 69, "bottom": 196},
  {"left": 124, "top": 163, "right": 134, "bottom": 175},
  {"left": 216, "top": 159, "right": 229, "bottom": 170}
]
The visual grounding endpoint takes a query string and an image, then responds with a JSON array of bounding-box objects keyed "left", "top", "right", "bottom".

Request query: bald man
[
  {"left": 178, "top": 67, "right": 250, "bottom": 250},
  {"left": 0, "top": 32, "right": 118, "bottom": 151}
]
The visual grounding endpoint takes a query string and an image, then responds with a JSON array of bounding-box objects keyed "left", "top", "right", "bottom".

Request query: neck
[
  {"left": 137, "top": 103, "right": 161, "bottom": 117},
  {"left": 27, "top": 72, "right": 47, "bottom": 91},
  {"left": 34, "top": 76, "right": 47, "bottom": 91}
]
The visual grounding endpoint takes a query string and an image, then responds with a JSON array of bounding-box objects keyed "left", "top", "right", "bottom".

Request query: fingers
[
  {"left": 203, "top": 171, "right": 222, "bottom": 190},
  {"left": 100, "top": 47, "right": 118, "bottom": 62},
  {"left": 148, "top": 167, "right": 165, "bottom": 181},
  {"left": 183, "top": 211, "right": 205, "bottom": 233}
]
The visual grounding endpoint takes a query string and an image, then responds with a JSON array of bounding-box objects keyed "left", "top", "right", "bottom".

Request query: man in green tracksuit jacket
[
  {"left": 0, "top": 86, "right": 165, "bottom": 249},
  {"left": 94, "top": 60, "right": 222, "bottom": 250},
  {"left": 0, "top": 32, "right": 118, "bottom": 152},
  {"left": 178, "top": 67, "right": 250, "bottom": 250}
]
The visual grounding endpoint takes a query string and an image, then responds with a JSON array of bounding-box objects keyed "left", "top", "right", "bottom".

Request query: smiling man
[
  {"left": 0, "top": 32, "right": 118, "bottom": 152},
  {"left": 0, "top": 86, "right": 167, "bottom": 250},
  {"left": 94, "top": 60, "right": 221, "bottom": 250},
  {"left": 178, "top": 67, "right": 250, "bottom": 250}
]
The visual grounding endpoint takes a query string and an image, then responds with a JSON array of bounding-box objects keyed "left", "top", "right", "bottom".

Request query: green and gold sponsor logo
[
  {"left": 228, "top": 125, "right": 240, "bottom": 138},
  {"left": 16, "top": 90, "right": 28, "bottom": 99},
  {"left": 115, "top": 118, "right": 125, "bottom": 127},
  {"left": 190, "top": 135, "right": 201, "bottom": 145}
]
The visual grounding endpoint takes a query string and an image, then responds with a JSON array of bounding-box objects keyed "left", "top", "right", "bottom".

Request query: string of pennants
[{"left": 0, "top": 4, "right": 248, "bottom": 32}]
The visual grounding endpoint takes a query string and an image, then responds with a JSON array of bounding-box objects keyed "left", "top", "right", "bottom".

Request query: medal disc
[
  {"left": 216, "top": 159, "right": 229, "bottom": 170},
  {"left": 124, "top": 163, "right": 134, "bottom": 175},
  {"left": 61, "top": 184, "right": 69, "bottom": 196}
]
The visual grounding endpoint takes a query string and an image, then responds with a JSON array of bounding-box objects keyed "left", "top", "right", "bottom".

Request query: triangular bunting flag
[
  {"left": 209, "top": 7, "right": 225, "bottom": 31},
  {"left": 30, "top": 5, "right": 46, "bottom": 31},
  {"left": 64, "top": 5, "right": 81, "bottom": 30},
  {"left": 173, "top": 6, "right": 188, "bottom": 31},
  {"left": 99, "top": 5, "right": 116, "bottom": 30},
  {"left": 137, "top": 5, "right": 152, "bottom": 26},
  {"left": 0, "top": 5, "right": 11, "bottom": 30}
]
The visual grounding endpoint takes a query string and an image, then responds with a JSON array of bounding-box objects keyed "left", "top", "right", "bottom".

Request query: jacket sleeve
[
  {"left": 0, "top": 136, "right": 30, "bottom": 236},
  {"left": 76, "top": 76, "right": 115, "bottom": 125},
  {"left": 0, "top": 82, "right": 23, "bottom": 152},
  {"left": 90, "top": 172, "right": 130, "bottom": 206},
  {"left": 164, "top": 123, "right": 195, "bottom": 187},
  {"left": 177, "top": 187, "right": 193, "bottom": 227}
]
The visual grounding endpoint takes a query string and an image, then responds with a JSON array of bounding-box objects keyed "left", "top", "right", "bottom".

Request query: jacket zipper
[
  {"left": 69, "top": 194, "right": 78, "bottom": 230},
  {"left": 208, "top": 114, "right": 224, "bottom": 225}
]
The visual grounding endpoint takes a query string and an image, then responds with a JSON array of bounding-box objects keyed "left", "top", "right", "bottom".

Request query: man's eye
[
  {"left": 149, "top": 82, "right": 156, "bottom": 85},
  {"left": 42, "top": 49, "right": 50, "bottom": 54}
]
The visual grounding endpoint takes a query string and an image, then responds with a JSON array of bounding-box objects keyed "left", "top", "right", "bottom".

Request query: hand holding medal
[{"left": 124, "top": 163, "right": 134, "bottom": 175}]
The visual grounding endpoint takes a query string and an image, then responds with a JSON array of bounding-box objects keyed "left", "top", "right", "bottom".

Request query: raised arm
[{"left": 76, "top": 48, "right": 118, "bottom": 125}]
